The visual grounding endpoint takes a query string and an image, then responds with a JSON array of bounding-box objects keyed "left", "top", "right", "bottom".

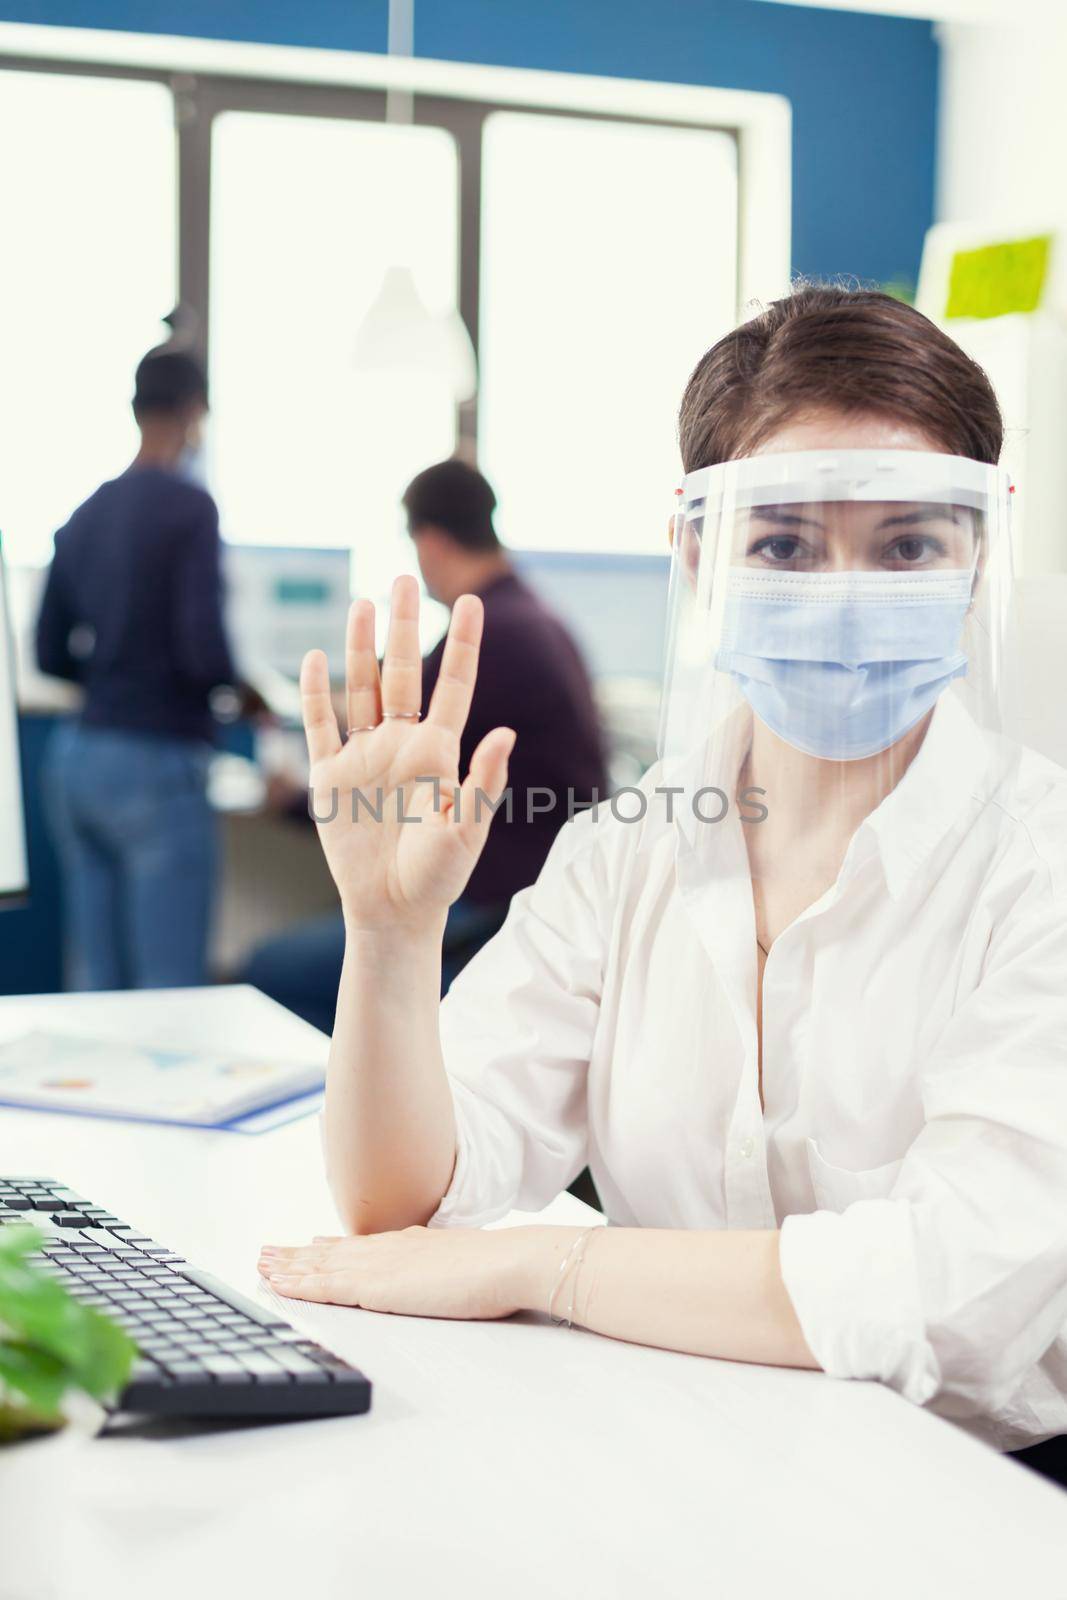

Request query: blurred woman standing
[{"left": 36, "top": 342, "right": 235, "bottom": 989}]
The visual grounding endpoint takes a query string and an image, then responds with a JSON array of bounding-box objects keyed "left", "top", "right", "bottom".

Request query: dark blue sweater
[{"left": 35, "top": 467, "right": 236, "bottom": 743}]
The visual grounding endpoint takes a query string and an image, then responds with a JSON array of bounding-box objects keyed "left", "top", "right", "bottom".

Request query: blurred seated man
[{"left": 241, "top": 458, "right": 607, "bottom": 1031}]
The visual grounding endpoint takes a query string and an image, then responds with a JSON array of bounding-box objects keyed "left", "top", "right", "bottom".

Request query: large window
[
  {"left": 0, "top": 70, "right": 176, "bottom": 566},
  {"left": 480, "top": 113, "right": 737, "bottom": 555},
  {"left": 0, "top": 39, "right": 774, "bottom": 626},
  {"left": 210, "top": 112, "right": 460, "bottom": 610}
]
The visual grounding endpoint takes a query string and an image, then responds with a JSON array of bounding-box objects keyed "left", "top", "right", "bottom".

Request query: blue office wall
[{"left": 2, "top": 0, "right": 938, "bottom": 286}]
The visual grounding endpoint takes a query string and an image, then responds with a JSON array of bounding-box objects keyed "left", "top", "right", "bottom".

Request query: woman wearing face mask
[
  {"left": 36, "top": 338, "right": 237, "bottom": 989},
  {"left": 259, "top": 285, "right": 1067, "bottom": 1483}
]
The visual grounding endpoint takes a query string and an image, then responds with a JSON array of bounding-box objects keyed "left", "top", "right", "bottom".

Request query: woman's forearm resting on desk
[{"left": 258, "top": 1225, "right": 818, "bottom": 1371}]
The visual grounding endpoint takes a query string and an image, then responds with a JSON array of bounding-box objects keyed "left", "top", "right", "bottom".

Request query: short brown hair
[
  {"left": 678, "top": 284, "right": 1003, "bottom": 473},
  {"left": 403, "top": 458, "right": 499, "bottom": 552}
]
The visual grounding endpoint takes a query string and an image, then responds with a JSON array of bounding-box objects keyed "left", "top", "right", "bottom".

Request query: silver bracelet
[{"left": 547, "top": 1226, "right": 597, "bottom": 1328}]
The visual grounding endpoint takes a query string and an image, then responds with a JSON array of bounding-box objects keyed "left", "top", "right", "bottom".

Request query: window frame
[{"left": 0, "top": 23, "right": 791, "bottom": 458}]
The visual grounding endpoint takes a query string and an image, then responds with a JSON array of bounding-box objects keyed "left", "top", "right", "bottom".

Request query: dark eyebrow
[
  {"left": 875, "top": 507, "right": 964, "bottom": 531},
  {"left": 749, "top": 508, "right": 825, "bottom": 530}
]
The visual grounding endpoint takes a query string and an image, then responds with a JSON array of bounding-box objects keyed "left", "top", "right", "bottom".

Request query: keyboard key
[
  {"left": 274, "top": 1352, "right": 329, "bottom": 1381},
  {"left": 176, "top": 1266, "right": 289, "bottom": 1328},
  {"left": 165, "top": 1312, "right": 203, "bottom": 1337},
  {"left": 299, "top": 1344, "right": 347, "bottom": 1368},
  {"left": 324, "top": 1369, "right": 368, "bottom": 1390},
  {"left": 237, "top": 1352, "right": 292, "bottom": 1384},
  {"left": 200, "top": 1356, "right": 253, "bottom": 1385}
]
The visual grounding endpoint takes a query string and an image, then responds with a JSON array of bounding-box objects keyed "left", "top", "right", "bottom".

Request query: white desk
[{"left": 0, "top": 988, "right": 1064, "bottom": 1600}]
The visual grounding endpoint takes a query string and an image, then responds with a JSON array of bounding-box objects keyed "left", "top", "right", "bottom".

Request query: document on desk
[{"left": 0, "top": 1029, "right": 325, "bottom": 1129}]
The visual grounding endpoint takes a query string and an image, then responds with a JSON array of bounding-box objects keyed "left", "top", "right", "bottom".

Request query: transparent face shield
[{"left": 658, "top": 450, "right": 1015, "bottom": 882}]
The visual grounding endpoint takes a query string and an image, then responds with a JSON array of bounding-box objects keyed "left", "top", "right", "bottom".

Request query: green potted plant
[{"left": 0, "top": 1223, "right": 135, "bottom": 1586}]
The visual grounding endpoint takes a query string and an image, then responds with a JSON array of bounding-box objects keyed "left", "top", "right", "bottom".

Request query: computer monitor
[
  {"left": 0, "top": 541, "right": 29, "bottom": 906},
  {"left": 224, "top": 544, "right": 352, "bottom": 681},
  {"left": 511, "top": 550, "right": 671, "bottom": 682}
]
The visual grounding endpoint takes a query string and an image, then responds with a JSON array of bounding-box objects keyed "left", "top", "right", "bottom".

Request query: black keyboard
[{"left": 0, "top": 1177, "right": 371, "bottom": 1421}]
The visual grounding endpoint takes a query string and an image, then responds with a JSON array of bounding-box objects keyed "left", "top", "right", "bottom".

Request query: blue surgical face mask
[{"left": 715, "top": 567, "right": 973, "bottom": 761}]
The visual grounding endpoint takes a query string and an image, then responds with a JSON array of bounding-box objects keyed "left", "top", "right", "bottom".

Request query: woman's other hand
[
  {"left": 258, "top": 1226, "right": 563, "bottom": 1322},
  {"left": 301, "top": 575, "right": 515, "bottom": 935}
]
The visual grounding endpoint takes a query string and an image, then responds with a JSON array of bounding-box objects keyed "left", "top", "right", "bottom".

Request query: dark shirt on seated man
[{"left": 241, "top": 457, "right": 608, "bottom": 1033}]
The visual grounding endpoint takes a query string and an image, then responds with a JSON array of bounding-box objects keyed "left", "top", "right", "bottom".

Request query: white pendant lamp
[{"left": 352, "top": 0, "right": 478, "bottom": 403}]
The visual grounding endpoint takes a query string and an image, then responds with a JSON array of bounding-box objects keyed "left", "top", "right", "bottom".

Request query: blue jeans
[
  {"left": 43, "top": 723, "right": 217, "bottom": 990},
  {"left": 241, "top": 898, "right": 508, "bottom": 1036}
]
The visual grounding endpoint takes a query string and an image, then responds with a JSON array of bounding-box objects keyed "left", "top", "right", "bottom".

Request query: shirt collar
[
  {"left": 857, "top": 693, "right": 994, "bottom": 901},
  {"left": 670, "top": 693, "right": 995, "bottom": 906},
  {"left": 471, "top": 568, "right": 521, "bottom": 605}
]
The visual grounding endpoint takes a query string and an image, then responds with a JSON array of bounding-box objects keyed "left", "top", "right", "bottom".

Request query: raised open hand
[{"left": 300, "top": 575, "right": 515, "bottom": 933}]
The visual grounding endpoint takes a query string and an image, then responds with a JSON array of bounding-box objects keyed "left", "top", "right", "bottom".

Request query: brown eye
[
  {"left": 756, "top": 536, "right": 801, "bottom": 563},
  {"left": 883, "top": 533, "right": 948, "bottom": 568}
]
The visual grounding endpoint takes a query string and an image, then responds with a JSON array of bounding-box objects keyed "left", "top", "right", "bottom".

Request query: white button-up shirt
[{"left": 431, "top": 695, "right": 1067, "bottom": 1449}]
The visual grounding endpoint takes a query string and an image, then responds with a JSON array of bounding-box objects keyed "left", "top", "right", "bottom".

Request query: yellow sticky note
[{"left": 945, "top": 236, "right": 1052, "bottom": 320}]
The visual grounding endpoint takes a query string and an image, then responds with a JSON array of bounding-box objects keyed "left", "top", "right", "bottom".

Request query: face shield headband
[{"left": 659, "top": 450, "right": 1014, "bottom": 767}]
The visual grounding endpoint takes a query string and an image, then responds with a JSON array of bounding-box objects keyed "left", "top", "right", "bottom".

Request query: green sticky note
[{"left": 945, "top": 235, "right": 1053, "bottom": 320}]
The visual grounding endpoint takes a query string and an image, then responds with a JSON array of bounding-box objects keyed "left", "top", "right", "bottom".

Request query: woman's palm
[{"left": 301, "top": 578, "right": 514, "bottom": 931}]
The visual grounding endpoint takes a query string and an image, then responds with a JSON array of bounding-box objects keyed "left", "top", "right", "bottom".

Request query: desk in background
[
  {"left": 7, "top": 712, "right": 337, "bottom": 994},
  {"left": 0, "top": 987, "right": 1064, "bottom": 1599}
]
